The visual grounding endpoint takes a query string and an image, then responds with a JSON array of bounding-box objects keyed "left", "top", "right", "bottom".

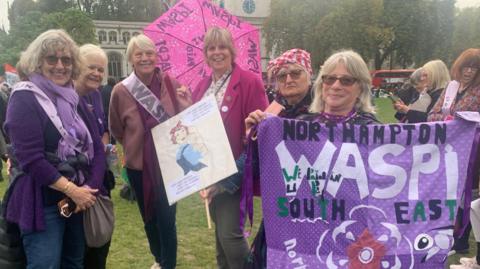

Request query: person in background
[
  {"left": 109, "top": 34, "right": 190, "bottom": 269},
  {"left": 432, "top": 48, "right": 480, "bottom": 269},
  {"left": 392, "top": 68, "right": 427, "bottom": 123},
  {"left": 393, "top": 60, "right": 450, "bottom": 123},
  {"left": 5, "top": 29, "right": 105, "bottom": 268},
  {"left": 185, "top": 26, "right": 268, "bottom": 269},
  {"left": 0, "top": 75, "right": 9, "bottom": 181},
  {"left": 101, "top": 77, "right": 116, "bottom": 139},
  {"left": 74, "top": 43, "right": 114, "bottom": 269},
  {"left": 429, "top": 49, "right": 480, "bottom": 121}
]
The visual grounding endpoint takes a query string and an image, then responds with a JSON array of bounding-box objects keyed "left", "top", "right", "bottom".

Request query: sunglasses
[
  {"left": 45, "top": 55, "right": 73, "bottom": 66},
  {"left": 321, "top": 75, "right": 357, "bottom": 86},
  {"left": 276, "top": 69, "right": 304, "bottom": 82},
  {"left": 463, "top": 66, "right": 479, "bottom": 72}
]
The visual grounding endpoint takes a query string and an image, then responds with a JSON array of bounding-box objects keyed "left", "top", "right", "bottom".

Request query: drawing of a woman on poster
[{"left": 170, "top": 121, "right": 208, "bottom": 175}]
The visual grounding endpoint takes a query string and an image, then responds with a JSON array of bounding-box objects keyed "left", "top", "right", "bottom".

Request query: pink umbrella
[{"left": 144, "top": 0, "right": 262, "bottom": 91}]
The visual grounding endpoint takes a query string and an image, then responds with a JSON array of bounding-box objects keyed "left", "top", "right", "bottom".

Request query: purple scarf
[{"left": 29, "top": 73, "right": 94, "bottom": 179}]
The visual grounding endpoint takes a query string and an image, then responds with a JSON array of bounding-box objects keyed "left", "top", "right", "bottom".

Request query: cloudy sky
[{"left": 1, "top": 0, "right": 480, "bottom": 31}]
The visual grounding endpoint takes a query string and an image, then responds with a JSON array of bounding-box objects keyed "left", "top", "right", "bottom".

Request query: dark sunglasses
[
  {"left": 276, "top": 69, "right": 304, "bottom": 82},
  {"left": 45, "top": 55, "right": 73, "bottom": 66},
  {"left": 321, "top": 75, "right": 357, "bottom": 86}
]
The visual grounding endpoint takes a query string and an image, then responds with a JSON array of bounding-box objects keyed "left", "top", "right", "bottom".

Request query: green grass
[
  {"left": 0, "top": 176, "right": 262, "bottom": 269},
  {"left": 0, "top": 97, "right": 471, "bottom": 268}
]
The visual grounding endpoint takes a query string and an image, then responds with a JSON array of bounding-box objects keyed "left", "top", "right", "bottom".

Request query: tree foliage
[
  {"left": 0, "top": 9, "right": 96, "bottom": 66},
  {"left": 264, "top": 0, "right": 462, "bottom": 70}
]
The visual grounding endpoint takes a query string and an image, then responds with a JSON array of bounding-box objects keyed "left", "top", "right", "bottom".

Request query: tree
[
  {"left": 8, "top": 0, "right": 38, "bottom": 24},
  {"left": 451, "top": 6, "right": 480, "bottom": 60},
  {"left": 264, "top": 0, "right": 457, "bottom": 70},
  {"left": 41, "top": 9, "right": 96, "bottom": 45},
  {"left": 263, "top": 0, "right": 335, "bottom": 69},
  {"left": 0, "top": 9, "right": 96, "bottom": 66}
]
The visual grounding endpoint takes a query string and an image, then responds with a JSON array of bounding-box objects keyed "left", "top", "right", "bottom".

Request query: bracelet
[{"left": 63, "top": 181, "right": 72, "bottom": 194}]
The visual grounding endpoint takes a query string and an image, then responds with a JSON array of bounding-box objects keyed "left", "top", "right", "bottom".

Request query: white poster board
[{"left": 152, "top": 96, "right": 237, "bottom": 205}]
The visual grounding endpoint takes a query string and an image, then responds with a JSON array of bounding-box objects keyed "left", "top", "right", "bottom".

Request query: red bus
[{"left": 371, "top": 69, "right": 415, "bottom": 91}]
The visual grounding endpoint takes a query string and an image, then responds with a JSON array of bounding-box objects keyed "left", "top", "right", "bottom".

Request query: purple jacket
[
  {"left": 192, "top": 64, "right": 268, "bottom": 159},
  {"left": 4, "top": 90, "right": 106, "bottom": 232}
]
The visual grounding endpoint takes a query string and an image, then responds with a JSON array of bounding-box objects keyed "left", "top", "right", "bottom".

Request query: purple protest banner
[{"left": 256, "top": 116, "right": 478, "bottom": 269}]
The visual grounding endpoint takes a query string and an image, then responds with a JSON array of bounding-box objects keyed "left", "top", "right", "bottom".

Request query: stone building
[{"left": 94, "top": 0, "right": 271, "bottom": 81}]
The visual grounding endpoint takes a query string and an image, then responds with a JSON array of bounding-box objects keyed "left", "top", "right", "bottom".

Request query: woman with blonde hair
[
  {"left": 5, "top": 29, "right": 105, "bottom": 268},
  {"left": 186, "top": 26, "right": 268, "bottom": 269}
]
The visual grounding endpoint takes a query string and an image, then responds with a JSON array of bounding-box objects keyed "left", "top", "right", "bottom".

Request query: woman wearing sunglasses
[
  {"left": 431, "top": 49, "right": 480, "bottom": 269},
  {"left": 393, "top": 60, "right": 450, "bottom": 123},
  {"left": 243, "top": 50, "right": 378, "bottom": 269},
  {"left": 4, "top": 30, "right": 106, "bottom": 268},
  {"left": 246, "top": 49, "right": 377, "bottom": 129}
]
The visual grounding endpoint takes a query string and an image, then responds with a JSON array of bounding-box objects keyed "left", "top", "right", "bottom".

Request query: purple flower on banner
[{"left": 347, "top": 229, "right": 386, "bottom": 269}]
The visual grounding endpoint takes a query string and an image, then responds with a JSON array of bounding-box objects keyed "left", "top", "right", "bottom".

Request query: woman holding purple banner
[
  {"left": 189, "top": 26, "right": 268, "bottom": 269},
  {"left": 243, "top": 49, "right": 379, "bottom": 268}
]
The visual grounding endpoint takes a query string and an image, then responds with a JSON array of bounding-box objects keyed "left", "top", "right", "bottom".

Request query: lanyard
[{"left": 214, "top": 71, "right": 232, "bottom": 97}]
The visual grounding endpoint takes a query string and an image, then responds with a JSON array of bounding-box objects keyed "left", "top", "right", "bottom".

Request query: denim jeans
[{"left": 21, "top": 205, "right": 85, "bottom": 269}]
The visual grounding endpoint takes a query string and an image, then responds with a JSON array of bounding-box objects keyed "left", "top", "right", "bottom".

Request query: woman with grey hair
[
  {"left": 393, "top": 60, "right": 450, "bottom": 123},
  {"left": 109, "top": 34, "right": 190, "bottom": 269},
  {"left": 4, "top": 29, "right": 106, "bottom": 268},
  {"left": 392, "top": 68, "right": 431, "bottom": 123}
]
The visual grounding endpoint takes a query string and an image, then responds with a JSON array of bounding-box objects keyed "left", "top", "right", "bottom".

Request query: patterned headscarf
[{"left": 267, "top": 48, "right": 312, "bottom": 76}]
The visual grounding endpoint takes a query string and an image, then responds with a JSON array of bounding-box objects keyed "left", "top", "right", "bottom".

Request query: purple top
[
  {"left": 82, "top": 89, "right": 107, "bottom": 136},
  {"left": 4, "top": 90, "right": 106, "bottom": 232}
]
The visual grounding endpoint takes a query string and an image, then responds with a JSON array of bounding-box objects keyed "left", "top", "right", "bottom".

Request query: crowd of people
[{"left": 0, "top": 26, "right": 479, "bottom": 269}]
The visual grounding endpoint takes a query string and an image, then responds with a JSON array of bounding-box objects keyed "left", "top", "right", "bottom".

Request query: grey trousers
[{"left": 210, "top": 190, "right": 249, "bottom": 269}]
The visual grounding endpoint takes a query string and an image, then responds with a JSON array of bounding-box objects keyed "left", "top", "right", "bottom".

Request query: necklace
[{"left": 319, "top": 109, "right": 357, "bottom": 124}]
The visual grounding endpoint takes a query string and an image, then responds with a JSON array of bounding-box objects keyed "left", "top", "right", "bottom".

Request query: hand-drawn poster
[
  {"left": 254, "top": 114, "right": 479, "bottom": 268},
  {"left": 152, "top": 96, "right": 237, "bottom": 205}
]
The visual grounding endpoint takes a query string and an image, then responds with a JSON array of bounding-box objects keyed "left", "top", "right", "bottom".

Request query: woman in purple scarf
[{"left": 4, "top": 29, "right": 106, "bottom": 268}]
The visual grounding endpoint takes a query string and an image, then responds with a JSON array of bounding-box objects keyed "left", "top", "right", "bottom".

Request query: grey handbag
[{"left": 83, "top": 195, "right": 115, "bottom": 247}]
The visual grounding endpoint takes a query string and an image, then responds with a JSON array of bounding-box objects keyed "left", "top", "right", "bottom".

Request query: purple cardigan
[
  {"left": 192, "top": 64, "right": 268, "bottom": 159},
  {"left": 4, "top": 90, "right": 106, "bottom": 232}
]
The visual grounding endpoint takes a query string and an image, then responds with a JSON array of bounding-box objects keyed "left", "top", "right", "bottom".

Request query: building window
[
  {"left": 132, "top": 32, "right": 140, "bottom": 37},
  {"left": 98, "top": 31, "right": 106, "bottom": 43},
  {"left": 108, "top": 31, "right": 117, "bottom": 43},
  {"left": 108, "top": 52, "right": 122, "bottom": 81},
  {"left": 122, "top": 32, "right": 131, "bottom": 44}
]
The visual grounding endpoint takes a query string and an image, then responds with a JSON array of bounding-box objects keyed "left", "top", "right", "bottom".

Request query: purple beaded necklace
[{"left": 318, "top": 109, "right": 357, "bottom": 123}]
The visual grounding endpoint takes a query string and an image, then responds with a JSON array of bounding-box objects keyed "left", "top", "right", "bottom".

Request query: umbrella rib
[
  {"left": 177, "top": 61, "right": 205, "bottom": 79},
  {"left": 233, "top": 29, "right": 259, "bottom": 41},
  {"left": 160, "top": 32, "right": 203, "bottom": 51},
  {"left": 196, "top": 0, "right": 208, "bottom": 33}
]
